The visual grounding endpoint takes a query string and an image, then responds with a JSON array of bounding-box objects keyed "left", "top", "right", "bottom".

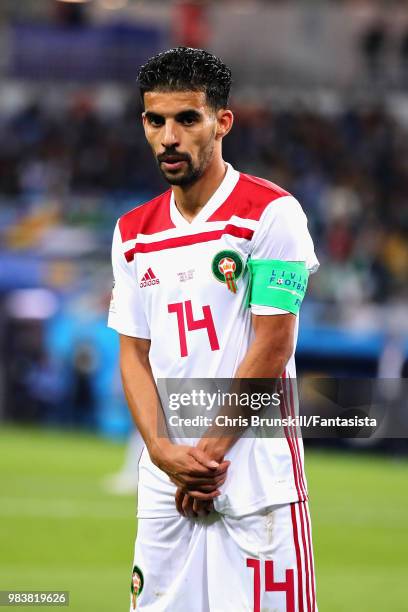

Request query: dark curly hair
[{"left": 137, "top": 47, "right": 232, "bottom": 111}]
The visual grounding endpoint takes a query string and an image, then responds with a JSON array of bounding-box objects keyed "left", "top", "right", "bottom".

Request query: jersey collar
[{"left": 169, "top": 162, "right": 240, "bottom": 228}]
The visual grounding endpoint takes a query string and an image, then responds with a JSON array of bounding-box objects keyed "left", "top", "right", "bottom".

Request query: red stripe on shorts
[
  {"left": 290, "top": 503, "right": 304, "bottom": 612},
  {"left": 304, "top": 503, "right": 317, "bottom": 611},
  {"left": 299, "top": 502, "right": 312, "bottom": 612}
]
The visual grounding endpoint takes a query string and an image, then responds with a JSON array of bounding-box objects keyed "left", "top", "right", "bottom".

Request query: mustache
[{"left": 157, "top": 151, "right": 191, "bottom": 163}]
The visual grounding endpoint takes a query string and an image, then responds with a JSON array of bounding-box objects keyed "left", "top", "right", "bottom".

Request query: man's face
[{"left": 142, "top": 90, "right": 218, "bottom": 186}]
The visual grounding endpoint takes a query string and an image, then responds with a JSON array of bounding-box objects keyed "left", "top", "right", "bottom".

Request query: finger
[
  {"left": 177, "top": 458, "right": 231, "bottom": 480},
  {"left": 188, "top": 460, "right": 230, "bottom": 478},
  {"left": 192, "top": 499, "right": 209, "bottom": 517},
  {"left": 172, "top": 475, "right": 225, "bottom": 488},
  {"left": 175, "top": 488, "right": 185, "bottom": 515},
  {"left": 210, "top": 460, "right": 230, "bottom": 476},
  {"left": 217, "top": 460, "right": 231, "bottom": 474},
  {"left": 190, "top": 475, "right": 227, "bottom": 487},
  {"left": 199, "top": 500, "right": 214, "bottom": 515},
  {"left": 169, "top": 469, "right": 227, "bottom": 490},
  {"left": 182, "top": 495, "right": 197, "bottom": 518},
  {"left": 180, "top": 464, "right": 220, "bottom": 478},
  {"left": 190, "top": 472, "right": 227, "bottom": 489},
  {"left": 184, "top": 479, "right": 226, "bottom": 493},
  {"left": 213, "top": 474, "right": 227, "bottom": 486},
  {"left": 181, "top": 494, "right": 189, "bottom": 514},
  {"left": 176, "top": 481, "right": 223, "bottom": 493},
  {"left": 188, "top": 490, "right": 221, "bottom": 501}
]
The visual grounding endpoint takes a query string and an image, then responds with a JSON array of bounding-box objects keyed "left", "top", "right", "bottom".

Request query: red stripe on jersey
[
  {"left": 283, "top": 372, "right": 307, "bottom": 499},
  {"left": 207, "top": 173, "right": 290, "bottom": 222},
  {"left": 124, "top": 225, "right": 254, "bottom": 261},
  {"left": 279, "top": 382, "right": 302, "bottom": 501},
  {"left": 288, "top": 377, "right": 308, "bottom": 497},
  {"left": 147, "top": 267, "right": 156, "bottom": 279},
  {"left": 118, "top": 190, "right": 174, "bottom": 242},
  {"left": 118, "top": 173, "right": 289, "bottom": 244},
  {"left": 291, "top": 504, "right": 304, "bottom": 612}
]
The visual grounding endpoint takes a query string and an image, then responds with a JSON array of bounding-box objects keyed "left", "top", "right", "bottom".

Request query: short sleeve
[
  {"left": 249, "top": 196, "right": 319, "bottom": 315},
  {"left": 107, "top": 221, "right": 150, "bottom": 338}
]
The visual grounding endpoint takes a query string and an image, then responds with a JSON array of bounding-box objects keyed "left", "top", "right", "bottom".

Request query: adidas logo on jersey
[{"left": 140, "top": 267, "right": 160, "bottom": 288}]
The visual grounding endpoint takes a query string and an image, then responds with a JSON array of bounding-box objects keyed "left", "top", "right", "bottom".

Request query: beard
[{"left": 156, "top": 139, "right": 215, "bottom": 187}]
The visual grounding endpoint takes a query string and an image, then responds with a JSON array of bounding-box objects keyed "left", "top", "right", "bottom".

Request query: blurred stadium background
[{"left": 0, "top": 1, "right": 407, "bottom": 610}]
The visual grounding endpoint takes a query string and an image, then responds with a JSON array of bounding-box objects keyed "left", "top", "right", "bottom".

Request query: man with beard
[{"left": 108, "top": 47, "right": 319, "bottom": 611}]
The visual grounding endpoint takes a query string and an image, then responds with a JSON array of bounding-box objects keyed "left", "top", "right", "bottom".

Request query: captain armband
[{"left": 247, "top": 259, "right": 309, "bottom": 315}]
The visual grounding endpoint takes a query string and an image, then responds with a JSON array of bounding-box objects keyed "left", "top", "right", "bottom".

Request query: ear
[
  {"left": 215, "top": 109, "right": 234, "bottom": 140},
  {"left": 141, "top": 112, "right": 150, "bottom": 137}
]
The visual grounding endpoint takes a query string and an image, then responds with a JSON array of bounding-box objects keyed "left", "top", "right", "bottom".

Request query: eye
[
  {"left": 147, "top": 115, "right": 164, "bottom": 127},
  {"left": 179, "top": 114, "right": 199, "bottom": 126}
]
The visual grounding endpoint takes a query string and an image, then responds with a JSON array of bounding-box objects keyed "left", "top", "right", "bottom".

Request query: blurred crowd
[
  {"left": 229, "top": 102, "right": 408, "bottom": 306},
  {"left": 1, "top": 94, "right": 407, "bottom": 307}
]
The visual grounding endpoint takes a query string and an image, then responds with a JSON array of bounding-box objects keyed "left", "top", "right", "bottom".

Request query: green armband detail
[{"left": 247, "top": 259, "right": 309, "bottom": 315}]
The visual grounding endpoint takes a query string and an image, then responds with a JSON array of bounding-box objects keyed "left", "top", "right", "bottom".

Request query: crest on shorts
[
  {"left": 211, "top": 250, "right": 243, "bottom": 294},
  {"left": 130, "top": 565, "right": 144, "bottom": 610}
]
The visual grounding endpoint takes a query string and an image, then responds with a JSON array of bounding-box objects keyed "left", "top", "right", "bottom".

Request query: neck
[{"left": 172, "top": 156, "right": 227, "bottom": 223}]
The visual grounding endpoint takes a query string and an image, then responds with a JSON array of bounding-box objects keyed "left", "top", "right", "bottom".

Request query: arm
[
  {"left": 177, "top": 196, "right": 318, "bottom": 515},
  {"left": 119, "top": 334, "right": 230, "bottom": 499},
  {"left": 176, "top": 312, "right": 295, "bottom": 516},
  {"left": 196, "top": 312, "right": 295, "bottom": 462},
  {"left": 109, "top": 221, "right": 229, "bottom": 500},
  {"left": 236, "top": 312, "right": 295, "bottom": 377},
  {"left": 194, "top": 195, "right": 314, "bottom": 466}
]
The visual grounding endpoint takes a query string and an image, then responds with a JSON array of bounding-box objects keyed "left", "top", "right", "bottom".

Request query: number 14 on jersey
[{"left": 168, "top": 300, "right": 220, "bottom": 357}]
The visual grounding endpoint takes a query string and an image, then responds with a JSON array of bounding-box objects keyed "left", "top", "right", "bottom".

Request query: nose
[{"left": 161, "top": 119, "right": 180, "bottom": 149}]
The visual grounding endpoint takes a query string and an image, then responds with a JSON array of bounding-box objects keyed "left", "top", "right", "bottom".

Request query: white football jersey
[{"left": 108, "top": 164, "right": 319, "bottom": 517}]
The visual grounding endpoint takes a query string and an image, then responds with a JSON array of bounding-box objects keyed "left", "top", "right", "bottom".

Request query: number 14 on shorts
[{"left": 247, "top": 558, "right": 295, "bottom": 612}]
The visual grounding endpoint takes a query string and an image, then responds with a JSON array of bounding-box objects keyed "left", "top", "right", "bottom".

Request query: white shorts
[{"left": 129, "top": 501, "right": 317, "bottom": 612}]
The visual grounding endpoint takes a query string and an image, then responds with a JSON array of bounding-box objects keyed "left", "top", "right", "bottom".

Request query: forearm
[
  {"left": 120, "top": 336, "right": 229, "bottom": 497},
  {"left": 119, "top": 339, "right": 170, "bottom": 464},
  {"left": 234, "top": 335, "right": 292, "bottom": 379},
  {"left": 198, "top": 319, "right": 294, "bottom": 461}
]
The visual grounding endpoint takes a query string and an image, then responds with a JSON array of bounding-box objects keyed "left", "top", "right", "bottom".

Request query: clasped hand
[{"left": 152, "top": 443, "right": 229, "bottom": 518}]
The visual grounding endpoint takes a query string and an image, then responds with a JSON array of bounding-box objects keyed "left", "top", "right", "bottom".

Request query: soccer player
[{"left": 108, "top": 47, "right": 319, "bottom": 612}]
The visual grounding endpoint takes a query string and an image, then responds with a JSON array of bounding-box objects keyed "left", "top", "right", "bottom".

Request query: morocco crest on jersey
[{"left": 212, "top": 250, "right": 243, "bottom": 293}]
